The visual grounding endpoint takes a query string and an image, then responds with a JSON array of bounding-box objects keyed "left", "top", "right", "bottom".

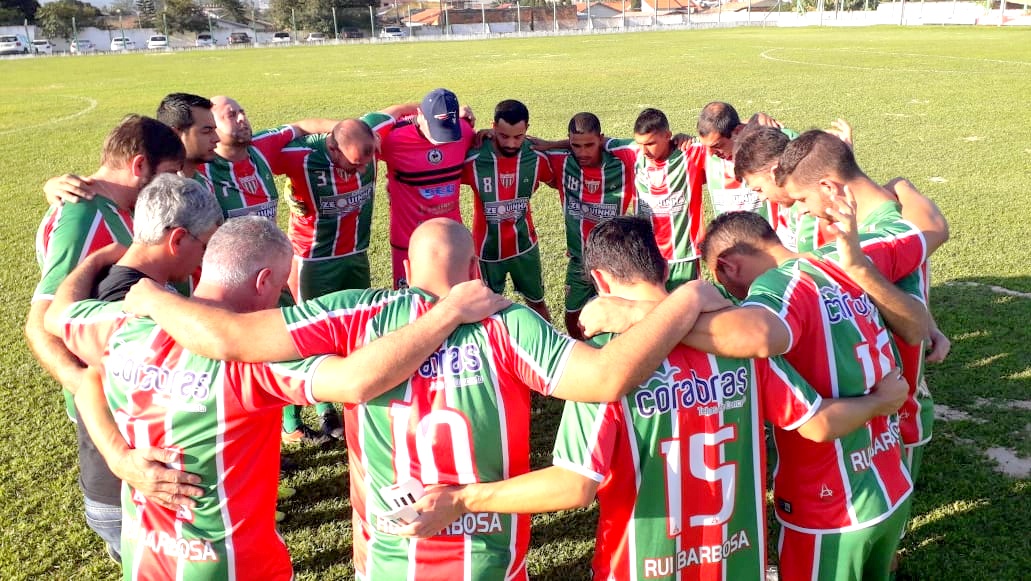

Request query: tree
[
  {"left": 135, "top": 0, "right": 157, "bottom": 27},
  {"left": 164, "top": 0, "right": 207, "bottom": 32},
  {"left": 0, "top": 0, "right": 39, "bottom": 25},
  {"left": 269, "top": 0, "right": 375, "bottom": 35},
  {"left": 212, "top": 0, "right": 247, "bottom": 23},
  {"left": 35, "top": 0, "right": 102, "bottom": 40}
]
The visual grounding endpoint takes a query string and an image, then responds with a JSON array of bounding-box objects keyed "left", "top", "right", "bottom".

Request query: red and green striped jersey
[
  {"left": 553, "top": 337, "right": 821, "bottom": 581},
  {"left": 791, "top": 206, "right": 832, "bottom": 255},
  {"left": 545, "top": 139, "right": 637, "bottom": 261},
  {"left": 34, "top": 195, "right": 134, "bottom": 301},
  {"left": 633, "top": 143, "right": 708, "bottom": 263},
  {"left": 463, "top": 140, "right": 553, "bottom": 262},
  {"left": 379, "top": 120, "right": 475, "bottom": 248},
  {"left": 281, "top": 113, "right": 395, "bottom": 260},
  {"left": 856, "top": 202, "right": 934, "bottom": 448},
  {"left": 281, "top": 288, "right": 576, "bottom": 581},
  {"left": 198, "top": 126, "right": 298, "bottom": 219},
  {"left": 742, "top": 227, "right": 927, "bottom": 533},
  {"left": 58, "top": 299, "right": 322, "bottom": 581}
]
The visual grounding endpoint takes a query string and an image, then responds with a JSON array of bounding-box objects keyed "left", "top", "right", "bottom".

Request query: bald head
[
  {"left": 406, "top": 219, "right": 477, "bottom": 294},
  {"left": 328, "top": 119, "right": 376, "bottom": 172},
  {"left": 210, "top": 95, "right": 252, "bottom": 146}
]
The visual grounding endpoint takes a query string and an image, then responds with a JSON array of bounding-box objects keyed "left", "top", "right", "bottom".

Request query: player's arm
[
  {"left": 552, "top": 281, "right": 732, "bottom": 402},
  {"left": 885, "top": 177, "right": 949, "bottom": 254},
  {"left": 43, "top": 243, "right": 127, "bottom": 336},
  {"left": 25, "top": 301, "right": 87, "bottom": 392},
  {"left": 527, "top": 136, "right": 569, "bottom": 151},
  {"left": 397, "top": 466, "right": 598, "bottom": 538},
  {"left": 926, "top": 315, "right": 951, "bottom": 363},
  {"left": 379, "top": 102, "right": 419, "bottom": 120},
  {"left": 829, "top": 189, "right": 929, "bottom": 345},
  {"left": 43, "top": 173, "right": 95, "bottom": 205},
  {"left": 795, "top": 369, "right": 908, "bottom": 442},
  {"left": 289, "top": 118, "right": 340, "bottom": 137},
  {"left": 307, "top": 284, "right": 511, "bottom": 403},
  {"left": 75, "top": 367, "right": 204, "bottom": 510}
]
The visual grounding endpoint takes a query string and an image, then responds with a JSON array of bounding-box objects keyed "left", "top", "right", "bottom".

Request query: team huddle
[{"left": 26, "top": 87, "right": 951, "bottom": 581}]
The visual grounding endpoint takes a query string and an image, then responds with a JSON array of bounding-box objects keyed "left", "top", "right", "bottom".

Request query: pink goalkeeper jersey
[{"left": 379, "top": 119, "right": 475, "bottom": 248}]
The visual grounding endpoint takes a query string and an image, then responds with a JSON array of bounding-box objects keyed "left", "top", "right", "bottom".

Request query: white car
[
  {"left": 146, "top": 35, "right": 168, "bottom": 50},
  {"left": 271, "top": 32, "right": 291, "bottom": 44},
  {"left": 32, "top": 39, "right": 53, "bottom": 55},
  {"left": 305, "top": 32, "right": 326, "bottom": 43},
  {"left": 196, "top": 33, "right": 216, "bottom": 47},
  {"left": 0, "top": 34, "right": 31, "bottom": 55},
  {"left": 70, "top": 39, "right": 96, "bottom": 54},
  {"left": 379, "top": 26, "right": 407, "bottom": 39},
  {"left": 110, "top": 36, "right": 136, "bottom": 51}
]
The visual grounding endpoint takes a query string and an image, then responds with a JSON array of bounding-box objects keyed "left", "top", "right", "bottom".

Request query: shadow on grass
[{"left": 895, "top": 278, "right": 1031, "bottom": 579}]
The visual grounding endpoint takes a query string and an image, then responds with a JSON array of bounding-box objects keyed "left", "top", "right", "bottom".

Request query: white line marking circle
[{"left": 0, "top": 95, "right": 98, "bottom": 137}]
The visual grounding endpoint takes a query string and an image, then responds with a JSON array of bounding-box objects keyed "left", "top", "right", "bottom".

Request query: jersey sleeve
[
  {"left": 856, "top": 222, "right": 927, "bottom": 283},
  {"left": 34, "top": 204, "right": 104, "bottom": 301},
  {"left": 253, "top": 125, "right": 300, "bottom": 175},
  {"left": 280, "top": 289, "right": 388, "bottom": 358},
  {"left": 226, "top": 356, "right": 327, "bottom": 410},
  {"left": 741, "top": 265, "right": 816, "bottom": 354},
  {"left": 58, "top": 299, "right": 127, "bottom": 367},
  {"left": 534, "top": 151, "right": 555, "bottom": 191},
  {"left": 360, "top": 111, "right": 397, "bottom": 142},
  {"left": 605, "top": 138, "right": 639, "bottom": 167},
  {"left": 461, "top": 155, "right": 476, "bottom": 188},
  {"left": 757, "top": 356, "right": 822, "bottom": 431},
  {"left": 551, "top": 399, "right": 622, "bottom": 483},
  {"left": 495, "top": 305, "right": 576, "bottom": 396}
]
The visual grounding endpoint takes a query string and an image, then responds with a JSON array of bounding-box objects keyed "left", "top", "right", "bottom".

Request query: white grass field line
[
  {"left": 0, "top": 96, "right": 98, "bottom": 137},
  {"left": 943, "top": 281, "right": 1031, "bottom": 300},
  {"left": 758, "top": 48, "right": 1030, "bottom": 75}
]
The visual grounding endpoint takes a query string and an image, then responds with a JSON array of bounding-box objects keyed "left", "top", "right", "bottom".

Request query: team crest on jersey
[
  {"left": 584, "top": 179, "right": 601, "bottom": 194},
  {"left": 647, "top": 166, "right": 666, "bottom": 188},
  {"left": 427, "top": 149, "right": 443, "bottom": 165},
  {"left": 238, "top": 174, "right": 261, "bottom": 195},
  {"left": 499, "top": 173, "right": 516, "bottom": 188}
]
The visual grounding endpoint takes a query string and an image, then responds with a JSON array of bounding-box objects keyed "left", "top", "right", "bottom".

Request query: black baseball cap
[{"left": 420, "top": 88, "right": 461, "bottom": 144}]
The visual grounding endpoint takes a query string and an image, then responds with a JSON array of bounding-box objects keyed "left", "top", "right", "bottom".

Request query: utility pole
[{"left": 333, "top": 7, "right": 339, "bottom": 40}]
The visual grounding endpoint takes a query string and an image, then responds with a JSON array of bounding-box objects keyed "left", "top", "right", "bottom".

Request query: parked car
[
  {"left": 305, "top": 32, "right": 326, "bottom": 43},
  {"left": 271, "top": 31, "right": 291, "bottom": 44},
  {"left": 196, "top": 33, "right": 216, "bottom": 47},
  {"left": 146, "top": 35, "right": 168, "bottom": 50},
  {"left": 31, "top": 39, "right": 53, "bottom": 55},
  {"left": 228, "top": 32, "right": 252, "bottom": 45},
  {"left": 110, "top": 36, "right": 136, "bottom": 51},
  {"left": 69, "top": 39, "right": 96, "bottom": 54},
  {"left": 340, "top": 27, "right": 363, "bottom": 39},
  {"left": 379, "top": 26, "right": 407, "bottom": 39},
  {"left": 0, "top": 34, "right": 31, "bottom": 55}
]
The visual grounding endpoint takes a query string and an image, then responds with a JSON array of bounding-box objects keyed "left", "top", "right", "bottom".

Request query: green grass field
[{"left": 1, "top": 25, "right": 1029, "bottom": 579}]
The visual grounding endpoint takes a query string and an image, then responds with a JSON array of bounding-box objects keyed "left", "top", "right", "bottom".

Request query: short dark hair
[
  {"left": 568, "top": 112, "right": 602, "bottom": 135},
  {"left": 633, "top": 108, "right": 670, "bottom": 135},
  {"left": 732, "top": 125, "right": 790, "bottom": 182},
  {"left": 774, "top": 129, "right": 863, "bottom": 188},
  {"left": 494, "top": 99, "right": 529, "bottom": 126},
  {"left": 100, "top": 114, "right": 185, "bottom": 171},
  {"left": 697, "top": 101, "right": 740, "bottom": 139},
  {"left": 156, "top": 93, "right": 212, "bottom": 132},
  {"left": 699, "top": 211, "right": 781, "bottom": 265},
  {"left": 584, "top": 216, "right": 666, "bottom": 287}
]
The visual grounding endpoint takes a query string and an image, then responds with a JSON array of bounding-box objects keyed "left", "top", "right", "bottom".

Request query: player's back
[{"left": 553, "top": 336, "right": 821, "bottom": 581}]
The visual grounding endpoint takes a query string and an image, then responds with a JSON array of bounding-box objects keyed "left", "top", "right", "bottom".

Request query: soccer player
[
  {"left": 42, "top": 93, "right": 219, "bottom": 206},
  {"left": 49, "top": 216, "right": 511, "bottom": 581},
  {"left": 118, "top": 218, "right": 727, "bottom": 580},
  {"left": 542, "top": 112, "right": 637, "bottom": 339},
  {"left": 631, "top": 108, "right": 708, "bottom": 288},
  {"left": 378, "top": 88, "right": 476, "bottom": 289},
  {"left": 25, "top": 114, "right": 184, "bottom": 560},
  {"left": 463, "top": 99, "right": 553, "bottom": 320},
  {"left": 280, "top": 104, "right": 417, "bottom": 301},
  {"left": 696, "top": 101, "right": 797, "bottom": 221},
  {"left": 397, "top": 216, "right": 909, "bottom": 581}
]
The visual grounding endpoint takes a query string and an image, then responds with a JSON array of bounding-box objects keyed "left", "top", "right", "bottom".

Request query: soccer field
[{"left": 1, "top": 25, "right": 1028, "bottom": 579}]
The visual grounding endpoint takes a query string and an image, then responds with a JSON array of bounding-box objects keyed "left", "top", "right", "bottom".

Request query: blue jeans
[{"left": 83, "top": 496, "right": 121, "bottom": 562}]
